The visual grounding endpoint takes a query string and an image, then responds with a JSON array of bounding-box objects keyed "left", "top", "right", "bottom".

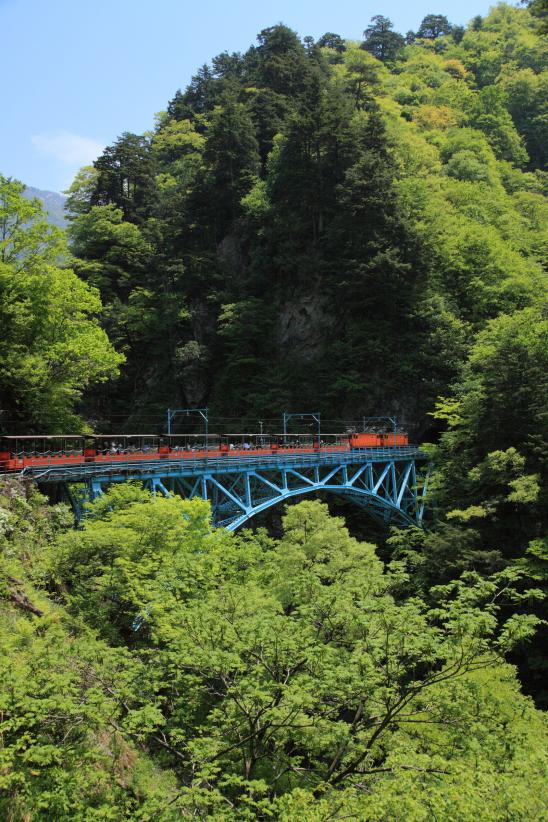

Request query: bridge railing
[{"left": 14, "top": 446, "right": 429, "bottom": 484}]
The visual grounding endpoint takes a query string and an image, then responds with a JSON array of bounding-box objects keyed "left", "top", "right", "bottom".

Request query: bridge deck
[
  {"left": 11, "top": 446, "right": 427, "bottom": 484},
  {"left": 1, "top": 446, "right": 430, "bottom": 530}
]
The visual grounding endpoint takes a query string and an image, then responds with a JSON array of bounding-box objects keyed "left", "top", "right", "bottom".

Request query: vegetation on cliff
[{"left": 60, "top": 3, "right": 547, "bottom": 434}]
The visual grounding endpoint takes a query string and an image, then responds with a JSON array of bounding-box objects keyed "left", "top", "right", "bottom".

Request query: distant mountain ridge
[{"left": 23, "top": 186, "right": 67, "bottom": 228}]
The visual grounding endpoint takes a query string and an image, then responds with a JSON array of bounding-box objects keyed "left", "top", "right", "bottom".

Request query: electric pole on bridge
[
  {"left": 282, "top": 412, "right": 321, "bottom": 446},
  {"left": 166, "top": 408, "right": 209, "bottom": 450}
]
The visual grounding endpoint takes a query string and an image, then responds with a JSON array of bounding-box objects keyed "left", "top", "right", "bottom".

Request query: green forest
[{"left": 1, "top": 3, "right": 547, "bottom": 819}]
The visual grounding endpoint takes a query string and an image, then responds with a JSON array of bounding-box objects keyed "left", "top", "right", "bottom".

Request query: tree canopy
[
  {"left": 0, "top": 176, "right": 123, "bottom": 431},
  {"left": 0, "top": 7, "right": 547, "bottom": 814},
  {"left": 39, "top": 3, "right": 545, "bottom": 434},
  {"left": 1, "top": 483, "right": 546, "bottom": 819}
]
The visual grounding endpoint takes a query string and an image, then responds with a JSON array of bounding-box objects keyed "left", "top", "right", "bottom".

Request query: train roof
[
  {"left": 2, "top": 434, "right": 161, "bottom": 440},
  {"left": 218, "top": 433, "right": 265, "bottom": 437},
  {"left": 92, "top": 434, "right": 159, "bottom": 438},
  {"left": 1, "top": 434, "right": 86, "bottom": 440},
  {"left": 165, "top": 433, "right": 219, "bottom": 437}
]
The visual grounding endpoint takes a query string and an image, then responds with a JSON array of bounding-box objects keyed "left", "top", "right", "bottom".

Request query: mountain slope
[{"left": 23, "top": 186, "right": 67, "bottom": 228}]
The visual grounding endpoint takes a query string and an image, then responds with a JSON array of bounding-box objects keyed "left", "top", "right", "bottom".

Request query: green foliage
[
  {"left": 407, "top": 306, "right": 548, "bottom": 702},
  {"left": 202, "top": 91, "right": 260, "bottom": 233},
  {"left": 0, "top": 480, "right": 177, "bottom": 820},
  {"left": 362, "top": 15, "right": 405, "bottom": 63},
  {"left": 68, "top": 204, "right": 152, "bottom": 299},
  {"left": 2, "top": 6, "right": 548, "bottom": 815},
  {"left": 3, "top": 485, "right": 546, "bottom": 818},
  {"left": 416, "top": 14, "right": 454, "bottom": 40},
  {"left": 91, "top": 132, "right": 155, "bottom": 224},
  {"left": 54, "top": 5, "right": 545, "bottom": 433},
  {"left": 63, "top": 165, "right": 99, "bottom": 216},
  {"left": 52, "top": 486, "right": 235, "bottom": 642},
  {"left": 0, "top": 176, "right": 124, "bottom": 431}
]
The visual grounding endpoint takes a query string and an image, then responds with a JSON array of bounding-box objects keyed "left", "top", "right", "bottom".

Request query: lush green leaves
[
  {"left": 57, "top": 6, "right": 546, "bottom": 434},
  {"left": 0, "top": 177, "right": 124, "bottom": 431},
  {"left": 3, "top": 484, "right": 546, "bottom": 819}
]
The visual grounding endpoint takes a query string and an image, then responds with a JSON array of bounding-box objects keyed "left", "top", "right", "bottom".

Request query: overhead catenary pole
[
  {"left": 166, "top": 408, "right": 209, "bottom": 453},
  {"left": 283, "top": 412, "right": 321, "bottom": 446}
]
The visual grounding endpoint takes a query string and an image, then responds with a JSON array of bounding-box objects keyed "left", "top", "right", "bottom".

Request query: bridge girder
[
  {"left": 18, "top": 449, "right": 429, "bottom": 530},
  {"left": 194, "top": 459, "right": 425, "bottom": 529}
]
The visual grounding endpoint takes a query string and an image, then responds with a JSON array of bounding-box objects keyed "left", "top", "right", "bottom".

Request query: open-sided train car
[
  {"left": 0, "top": 429, "right": 409, "bottom": 472},
  {"left": 217, "top": 433, "right": 349, "bottom": 452},
  {"left": 0, "top": 436, "right": 88, "bottom": 472}
]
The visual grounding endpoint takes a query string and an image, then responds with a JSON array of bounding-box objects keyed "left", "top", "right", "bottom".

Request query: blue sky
[{"left": 2, "top": 0, "right": 497, "bottom": 192}]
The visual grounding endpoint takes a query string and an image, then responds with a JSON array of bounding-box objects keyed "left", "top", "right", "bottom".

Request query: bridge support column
[
  {"left": 90, "top": 479, "right": 103, "bottom": 500},
  {"left": 391, "top": 462, "right": 397, "bottom": 505},
  {"left": 244, "top": 474, "right": 252, "bottom": 510},
  {"left": 417, "top": 464, "right": 431, "bottom": 523},
  {"left": 151, "top": 478, "right": 170, "bottom": 497}
]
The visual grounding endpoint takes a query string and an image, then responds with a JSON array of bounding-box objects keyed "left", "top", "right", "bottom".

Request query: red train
[
  {"left": 348, "top": 432, "right": 409, "bottom": 448},
  {"left": 0, "top": 431, "right": 409, "bottom": 474}
]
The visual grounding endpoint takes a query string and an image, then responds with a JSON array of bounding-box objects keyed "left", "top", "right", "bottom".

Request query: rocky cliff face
[{"left": 277, "top": 290, "right": 334, "bottom": 362}]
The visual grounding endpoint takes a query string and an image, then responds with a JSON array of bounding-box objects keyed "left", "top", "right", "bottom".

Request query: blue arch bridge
[{"left": 20, "top": 446, "right": 430, "bottom": 530}]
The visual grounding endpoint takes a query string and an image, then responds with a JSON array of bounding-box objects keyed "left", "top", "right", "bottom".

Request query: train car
[
  {"left": 0, "top": 435, "right": 87, "bottom": 471},
  {"left": 348, "top": 432, "right": 382, "bottom": 448},
  {"left": 0, "top": 428, "right": 410, "bottom": 474},
  {"left": 348, "top": 432, "right": 409, "bottom": 449},
  {"left": 220, "top": 434, "right": 275, "bottom": 454},
  {"left": 270, "top": 434, "right": 324, "bottom": 452},
  {"left": 84, "top": 434, "right": 223, "bottom": 462},
  {"left": 217, "top": 433, "right": 347, "bottom": 456},
  {"left": 320, "top": 434, "right": 350, "bottom": 452},
  {"left": 0, "top": 447, "right": 10, "bottom": 472},
  {"left": 379, "top": 433, "right": 409, "bottom": 447},
  {"left": 165, "top": 434, "right": 221, "bottom": 455},
  {"left": 82, "top": 435, "right": 160, "bottom": 461}
]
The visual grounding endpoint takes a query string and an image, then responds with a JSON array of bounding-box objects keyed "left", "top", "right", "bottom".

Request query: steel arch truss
[
  {"left": 20, "top": 449, "right": 430, "bottom": 530},
  {"left": 116, "top": 456, "right": 427, "bottom": 529},
  {"left": 185, "top": 457, "right": 428, "bottom": 529}
]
